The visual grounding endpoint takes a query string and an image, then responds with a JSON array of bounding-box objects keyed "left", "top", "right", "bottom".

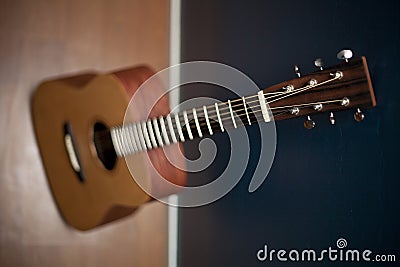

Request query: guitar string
[
  {"left": 113, "top": 98, "right": 343, "bottom": 155},
  {"left": 178, "top": 87, "right": 295, "bottom": 117},
  {"left": 174, "top": 97, "right": 345, "bottom": 131},
  {"left": 193, "top": 74, "right": 339, "bottom": 117},
  {"left": 116, "top": 107, "right": 295, "bottom": 155},
  {"left": 172, "top": 73, "right": 341, "bottom": 119},
  {"left": 193, "top": 97, "right": 346, "bottom": 124},
  {"left": 113, "top": 75, "right": 342, "bottom": 153},
  {"left": 124, "top": 85, "right": 307, "bottom": 131},
  {"left": 116, "top": 91, "right": 342, "bottom": 149},
  {"left": 127, "top": 88, "right": 335, "bottom": 133},
  {"left": 166, "top": 74, "right": 341, "bottom": 128},
  {"left": 116, "top": 96, "right": 344, "bottom": 150},
  {"left": 121, "top": 82, "right": 303, "bottom": 131},
  {"left": 128, "top": 74, "right": 340, "bottom": 130},
  {"left": 204, "top": 98, "right": 345, "bottom": 128},
  {"left": 174, "top": 73, "right": 339, "bottom": 119}
]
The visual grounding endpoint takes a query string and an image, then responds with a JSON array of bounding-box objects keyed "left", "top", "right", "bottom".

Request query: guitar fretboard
[{"left": 110, "top": 92, "right": 270, "bottom": 157}]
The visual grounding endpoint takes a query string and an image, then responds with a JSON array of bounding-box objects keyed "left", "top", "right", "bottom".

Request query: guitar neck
[
  {"left": 107, "top": 92, "right": 269, "bottom": 157},
  {"left": 95, "top": 56, "right": 375, "bottom": 158}
]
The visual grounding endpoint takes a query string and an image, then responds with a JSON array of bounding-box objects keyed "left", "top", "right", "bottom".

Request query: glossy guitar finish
[{"left": 32, "top": 66, "right": 186, "bottom": 230}]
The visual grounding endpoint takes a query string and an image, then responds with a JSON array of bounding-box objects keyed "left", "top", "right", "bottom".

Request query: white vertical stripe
[
  {"left": 142, "top": 121, "right": 152, "bottom": 149},
  {"left": 203, "top": 105, "right": 213, "bottom": 135},
  {"left": 128, "top": 124, "right": 139, "bottom": 152},
  {"left": 257, "top": 91, "right": 271, "bottom": 122},
  {"left": 147, "top": 120, "right": 158, "bottom": 148},
  {"left": 110, "top": 127, "right": 123, "bottom": 157},
  {"left": 215, "top": 103, "right": 224, "bottom": 132},
  {"left": 228, "top": 100, "right": 237, "bottom": 128},
  {"left": 175, "top": 113, "right": 185, "bottom": 142},
  {"left": 192, "top": 108, "right": 203, "bottom": 138},
  {"left": 124, "top": 126, "right": 136, "bottom": 154},
  {"left": 124, "top": 127, "right": 134, "bottom": 154},
  {"left": 169, "top": 0, "right": 181, "bottom": 110},
  {"left": 183, "top": 110, "right": 193, "bottom": 140},
  {"left": 167, "top": 114, "right": 178, "bottom": 143},
  {"left": 153, "top": 118, "right": 164, "bottom": 147},
  {"left": 117, "top": 127, "right": 128, "bottom": 156},
  {"left": 242, "top": 96, "right": 251, "bottom": 125},
  {"left": 168, "top": 194, "right": 179, "bottom": 267},
  {"left": 136, "top": 122, "right": 148, "bottom": 150},
  {"left": 132, "top": 124, "right": 143, "bottom": 151},
  {"left": 160, "top": 116, "right": 171, "bottom": 145},
  {"left": 168, "top": 1, "right": 181, "bottom": 267}
]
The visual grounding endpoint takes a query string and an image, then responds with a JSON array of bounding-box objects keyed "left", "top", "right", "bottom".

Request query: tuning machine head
[
  {"left": 354, "top": 108, "right": 365, "bottom": 122},
  {"left": 294, "top": 65, "right": 301, "bottom": 77},
  {"left": 290, "top": 107, "right": 300, "bottom": 115},
  {"left": 304, "top": 116, "right": 315, "bottom": 129},
  {"left": 314, "top": 58, "right": 324, "bottom": 70},
  {"left": 329, "top": 112, "right": 335, "bottom": 125},
  {"left": 337, "top": 49, "right": 353, "bottom": 62}
]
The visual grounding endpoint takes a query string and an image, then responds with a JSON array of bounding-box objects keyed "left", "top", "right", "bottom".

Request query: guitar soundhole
[{"left": 93, "top": 122, "right": 117, "bottom": 170}]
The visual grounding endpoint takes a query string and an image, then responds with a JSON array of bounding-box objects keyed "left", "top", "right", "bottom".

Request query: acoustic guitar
[{"left": 32, "top": 50, "right": 376, "bottom": 230}]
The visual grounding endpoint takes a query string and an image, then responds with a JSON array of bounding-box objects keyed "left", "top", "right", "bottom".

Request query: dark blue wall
[{"left": 179, "top": 1, "right": 400, "bottom": 266}]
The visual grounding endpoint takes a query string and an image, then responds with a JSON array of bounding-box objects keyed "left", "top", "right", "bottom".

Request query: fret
[
  {"left": 228, "top": 100, "right": 237, "bottom": 128},
  {"left": 192, "top": 108, "right": 203, "bottom": 138},
  {"left": 110, "top": 93, "right": 271, "bottom": 156},
  {"left": 108, "top": 91, "right": 288, "bottom": 157},
  {"left": 203, "top": 105, "right": 213, "bottom": 135},
  {"left": 146, "top": 120, "right": 158, "bottom": 148},
  {"left": 110, "top": 127, "right": 123, "bottom": 156},
  {"left": 123, "top": 125, "right": 135, "bottom": 154},
  {"left": 242, "top": 96, "right": 251, "bottom": 125},
  {"left": 125, "top": 127, "right": 135, "bottom": 154},
  {"left": 136, "top": 122, "right": 148, "bottom": 150},
  {"left": 166, "top": 114, "right": 178, "bottom": 143},
  {"left": 141, "top": 121, "right": 152, "bottom": 149},
  {"left": 118, "top": 127, "right": 129, "bottom": 156},
  {"left": 159, "top": 116, "right": 170, "bottom": 145},
  {"left": 214, "top": 103, "right": 224, "bottom": 132},
  {"left": 122, "top": 127, "right": 132, "bottom": 155},
  {"left": 257, "top": 91, "right": 271, "bottom": 122},
  {"left": 183, "top": 110, "right": 193, "bottom": 140},
  {"left": 132, "top": 123, "right": 143, "bottom": 151},
  {"left": 152, "top": 118, "right": 164, "bottom": 147},
  {"left": 127, "top": 124, "right": 139, "bottom": 152},
  {"left": 175, "top": 113, "right": 185, "bottom": 142},
  {"left": 110, "top": 93, "right": 272, "bottom": 157}
]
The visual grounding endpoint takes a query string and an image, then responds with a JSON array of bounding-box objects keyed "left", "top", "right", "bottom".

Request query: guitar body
[{"left": 32, "top": 66, "right": 186, "bottom": 230}]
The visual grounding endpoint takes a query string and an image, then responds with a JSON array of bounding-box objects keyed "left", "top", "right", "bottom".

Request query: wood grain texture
[
  {"left": 264, "top": 57, "right": 376, "bottom": 122},
  {"left": 0, "top": 0, "right": 170, "bottom": 266}
]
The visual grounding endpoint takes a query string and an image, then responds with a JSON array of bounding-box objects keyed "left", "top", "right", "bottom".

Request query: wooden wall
[{"left": 0, "top": 0, "right": 170, "bottom": 266}]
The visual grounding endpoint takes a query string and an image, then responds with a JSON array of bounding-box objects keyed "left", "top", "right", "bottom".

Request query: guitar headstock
[{"left": 263, "top": 50, "right": 376, "bottom": 128}]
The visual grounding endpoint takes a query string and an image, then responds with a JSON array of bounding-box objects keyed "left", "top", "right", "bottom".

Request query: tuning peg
[
  {"left": 337, "top": 49, "right": 353, "bottom": 62},
  {"left": 283, "top": 84, "right": 294, "bottom": 93},
  {"left": 314, "top": 58, "right": 324, "bottom": 70},
  {"left": 294, "top": 65, "right": 301, "bottom": 77},
  {"left": 290, "top": 107, "right": 300, "bottom": 115},
  {"left": 304, "top": 116, "right": 315, "bottom": 129},
  {"left": 354, "top": 108, "right": 365, "bottom": 122},
  {"left": 313, "top": 104, "right": 323, "bottom": 111},
  {"left": 329, "top": 112, "right": 335, "bottom": 125},
  {"left": 341, "top": 97, "right": 350, "bottom": 106}
]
